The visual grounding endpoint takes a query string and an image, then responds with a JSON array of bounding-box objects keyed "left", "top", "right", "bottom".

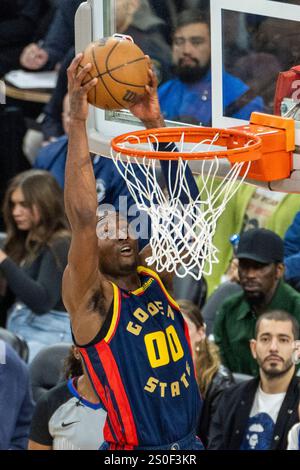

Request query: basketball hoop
[{"left": 110, "top": 126, "right": 262, "bottom": 280}]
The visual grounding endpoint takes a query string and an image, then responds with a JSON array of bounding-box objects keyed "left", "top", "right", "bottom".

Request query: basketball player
[{"left": 63, "top": 53, "right": 203, "bottom": 450}]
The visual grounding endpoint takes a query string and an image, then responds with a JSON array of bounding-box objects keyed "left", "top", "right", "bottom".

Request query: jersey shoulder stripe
[
  {"left": 137, "top": 266, "right": 180, "bottom": 310},
  {"left": 104, "top": 283, "right": 121, "bottom": 343}
]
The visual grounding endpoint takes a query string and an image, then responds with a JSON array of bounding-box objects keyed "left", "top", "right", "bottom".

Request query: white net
[{"left": 111, "top": 130, "right": 253, "bottom": 280}]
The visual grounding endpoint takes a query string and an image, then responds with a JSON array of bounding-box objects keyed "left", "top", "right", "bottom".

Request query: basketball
[{"left": 78, "top": 36, "right": 149, "bottom": 110}]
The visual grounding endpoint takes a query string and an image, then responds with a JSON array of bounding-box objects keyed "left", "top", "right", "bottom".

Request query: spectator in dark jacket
[
  {"left": 0, "top": 170, "right": 72, "bottom": 361},
  {"left": 0, "top": 0, "right": 52, "bottom": 76},
  {"left": 209, "top": 310, "right": 300, "bottom": 450},
  {"left": 0, "top": 341, "right": 34, "bottom": 449},
  {"left": 20, "top": 0, "right": 81, "bottom": 71},
  {"left": 177, "top": 299, "right": 234, "bottom": 447}
]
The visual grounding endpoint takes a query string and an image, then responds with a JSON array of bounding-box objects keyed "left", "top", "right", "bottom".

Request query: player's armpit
[
  {"left": 63, "top": 271, "right": 114, "bottom": 346},
  {"left": 62, "top": 222, "right": 105, "bottom": 318}
]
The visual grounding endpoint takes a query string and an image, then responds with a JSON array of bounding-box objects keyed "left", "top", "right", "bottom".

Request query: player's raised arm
[
  {"left": 63, "top": 54, "right": 111, "bottom": 343},
  {"left": 65, "top": 54, "right": 98, "bottom": 229}
]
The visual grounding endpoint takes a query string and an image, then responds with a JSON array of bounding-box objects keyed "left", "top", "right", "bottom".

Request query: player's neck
[{"left": 107, "top": 272, "right": 141, "bottom": 291}]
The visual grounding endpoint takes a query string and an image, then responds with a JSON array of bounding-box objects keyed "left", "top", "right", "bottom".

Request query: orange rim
[{"left": 111, "top": 127, "right": 262, "bottom": 164}]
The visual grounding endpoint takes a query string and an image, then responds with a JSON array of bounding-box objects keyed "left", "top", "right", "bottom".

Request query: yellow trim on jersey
[
  {"left": 136, "top": 266, "right": 180, "bottom": 310},
  {"left": 104, "top": 283, "right": 120, "bottom": 343},
  {"left": 130, "top": 275, "right": 154, "bottom": 296},
  {"left": 130, "top": 286, "right": 145, "bottom": 296}
]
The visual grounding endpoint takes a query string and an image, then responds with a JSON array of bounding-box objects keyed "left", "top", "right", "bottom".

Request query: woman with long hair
[
  {"left": 28, "top": 345, "right": 106, "bottom": 450},
  {"left": 177, "top": 299, "right": 234, "bottom": 447},
  {"left": 0, "top": 169, "right": 72, "bottom": 361}
]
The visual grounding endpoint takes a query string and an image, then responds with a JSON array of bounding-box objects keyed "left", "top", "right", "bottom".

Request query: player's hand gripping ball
[{"left": 78, "top": 36, "right": 149, "bottom": 110}]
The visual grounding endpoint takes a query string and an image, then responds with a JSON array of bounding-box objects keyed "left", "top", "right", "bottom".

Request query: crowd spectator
[
  {"left": 230, "top": 52, "right": 281, "bottom": 115},
  {"left": 209, "top": 311, "right": 300, "bottom": 450},
  {"left": 0, "top": 340, "right": 34, "bottom": 449},
  {"left": 36, "top": 0, "right": 171, "bottom": 147},
  {"left": 158, "top": 9, "right": 264, "bottom": 126},
  {"left": 38, "top": 48, "right": 75, "bottom": 146},
  {"left": 214, "top": 229, "right": 300, "bottom": 376},
  {"left": 19, "top": 0, "right": 81, "bottom": 157},
  {"left": 0, "top": 170, "right": 72, "bottom": 362},
  {"left": 28, "top": 346, "right": 106, "bottom": 450},
  {"left": 0, "top": 0, "right": 54, "bottom": 77},
  {"left": 149, "top": 0, "right": 211, "bottom": 42},
  {"left": 197, "top": 179, "right": 300, "bottom": 297},
  {"left": 178, "top": 299, "right": 234, "bottom": 447},
  {"left": 20, "top": 0, "right": 81, "bottom": 72},
  {"left": 287, "top": 333, "right": 300, "bottom": 450},
  {"left": 251, "top": 16, "right": 300, "bottom": 72}
]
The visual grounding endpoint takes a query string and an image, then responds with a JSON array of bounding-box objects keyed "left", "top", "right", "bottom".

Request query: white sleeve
[{"left": 287, "top": 423, "right": 300, "bottom": 450}]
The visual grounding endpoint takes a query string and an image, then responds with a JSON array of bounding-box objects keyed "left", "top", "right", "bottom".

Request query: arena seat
[
  {"left": 29, "top": 342, "right": 71, "bottom": 402},
  {"left": 0, "top": 327, "right": 29, "bottom": 362}
]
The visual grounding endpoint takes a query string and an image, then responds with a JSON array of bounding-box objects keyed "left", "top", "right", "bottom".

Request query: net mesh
[{"left": 111, "top": 130, "right": 252, "bottom": 280}]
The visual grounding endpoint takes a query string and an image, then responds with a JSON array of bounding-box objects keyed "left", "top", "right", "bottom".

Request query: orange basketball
[{"left": 79, "top": 37, "right": 149, "bottom": 110}]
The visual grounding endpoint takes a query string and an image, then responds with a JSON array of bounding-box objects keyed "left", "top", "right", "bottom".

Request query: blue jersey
[
  {"left": 158, "top": 70, "right": 265, "bottom": 126},
  {"left": 78, "top": 266, "right": 201, "bottom": 449}
]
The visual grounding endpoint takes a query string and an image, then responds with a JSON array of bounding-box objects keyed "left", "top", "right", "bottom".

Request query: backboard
[{"left": 75, "top": 0, "right": 300, "bottom": 192}]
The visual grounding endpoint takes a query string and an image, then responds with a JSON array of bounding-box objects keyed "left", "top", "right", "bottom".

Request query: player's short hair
[
  {"left": 255, "top": 310, "right": 299, "bottom": 340},
  {"left": 174, "top": 9, "right": 210, "bottom": 34}
]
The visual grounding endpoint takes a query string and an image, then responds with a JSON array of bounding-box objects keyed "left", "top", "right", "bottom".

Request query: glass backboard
[{"left": 211, "top": 0, "right": 300, "bottom": 128}]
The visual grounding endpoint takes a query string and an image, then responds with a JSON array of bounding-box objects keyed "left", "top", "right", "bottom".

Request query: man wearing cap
[{"left": 213, "top": 228, "right": 300, "bottom": 376}]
